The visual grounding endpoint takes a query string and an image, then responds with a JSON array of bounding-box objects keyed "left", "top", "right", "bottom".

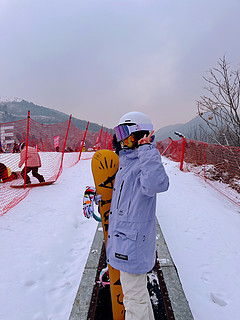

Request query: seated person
[{"left": 0, "top": 163, "right": 18, "bottom": 183}]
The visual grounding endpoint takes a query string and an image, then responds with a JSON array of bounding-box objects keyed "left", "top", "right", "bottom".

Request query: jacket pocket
[
  {"left": 112, "top": 228, "right": 138, "bottom": 263},
  {"left": 116, "top": 179, "right": 134, "bottom": 218}
]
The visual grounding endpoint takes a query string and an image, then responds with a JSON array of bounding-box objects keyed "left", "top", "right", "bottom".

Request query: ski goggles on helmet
[{"left": 114, "top": 123, "right": 153, "bottom": 141}]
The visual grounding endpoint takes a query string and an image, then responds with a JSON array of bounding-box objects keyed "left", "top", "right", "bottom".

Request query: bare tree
[
  {"left": 197, "top": 56, "right": 240, "bottom": 146},
  {"left": 184, "top": 124, "right": 211, "bottom": 142}
]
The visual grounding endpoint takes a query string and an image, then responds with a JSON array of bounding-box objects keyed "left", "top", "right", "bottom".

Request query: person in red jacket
[
  {"left": 19, "top": 143, "right": 45, "bottom": 184},
  {"left": 0, "top": 163, "right": 18, "bottom": 183}
]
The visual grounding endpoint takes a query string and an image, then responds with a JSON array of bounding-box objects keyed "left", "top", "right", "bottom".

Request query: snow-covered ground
[
  {"left": 0, "top": 153, "right": 240, "bottom": 320},
  {"left": 158, "top": 159, "right": 240, "bottom": 320}
]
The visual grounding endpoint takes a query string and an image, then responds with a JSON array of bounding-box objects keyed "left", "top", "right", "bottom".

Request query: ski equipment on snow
[
  {"left": 83, "top": 186, "right": 101, "bottom": 220},
  {"left": 98, "top": 266, "right": 110, "bottom": 287}
]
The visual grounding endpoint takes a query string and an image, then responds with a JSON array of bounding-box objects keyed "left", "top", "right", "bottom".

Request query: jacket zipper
[
  {"left": 127, "top": 198, "right": 131, "bottom": 212},
  {"left": 117, "top": 180, "right": 124, "bottom": 209}
]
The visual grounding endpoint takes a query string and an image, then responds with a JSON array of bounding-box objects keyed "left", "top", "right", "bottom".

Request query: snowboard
[
  {"left": 91, "top": 150, "right": 125, "bottom": 320},
  {"left": 10, "top": 181, "right": 55, "bottom": 188}
]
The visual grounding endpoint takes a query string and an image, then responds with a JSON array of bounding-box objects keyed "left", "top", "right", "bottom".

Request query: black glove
[{"left": 112, "top": 134, "right": 122, "bottom": 155}]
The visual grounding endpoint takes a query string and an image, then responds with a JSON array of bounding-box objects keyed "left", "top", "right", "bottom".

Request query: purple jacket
[{"left": 106, "top": 142, "right": 169, "bottom": 274}]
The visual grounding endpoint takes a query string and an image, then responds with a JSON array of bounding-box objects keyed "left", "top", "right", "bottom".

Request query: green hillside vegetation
[{"left": 0, "top": 100, "right": 111, "bottom": 133}]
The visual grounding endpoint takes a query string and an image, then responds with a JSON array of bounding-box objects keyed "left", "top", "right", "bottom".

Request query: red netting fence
[
  {"left": 0, "top": 112, "right": 113, "bottom": 216},
  {"left": 157, "top": 138, "right": 240, "bottom": 206}
]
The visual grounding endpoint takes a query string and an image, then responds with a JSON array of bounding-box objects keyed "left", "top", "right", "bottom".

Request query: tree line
[{"left": 195, "top": 56, "right": 240, "bottom": 147}]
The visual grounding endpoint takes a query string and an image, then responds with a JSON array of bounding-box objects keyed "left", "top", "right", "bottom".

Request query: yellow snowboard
[{"left": 92, "top": 150, "right": 125, "bottom": 320}]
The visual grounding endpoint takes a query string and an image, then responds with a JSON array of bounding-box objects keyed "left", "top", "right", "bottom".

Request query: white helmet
[
  {"left": 114, "top": 111, "right": 153, "bottom": 142},
  {"left": 118, "top": 111, "right": 153, "bottom": 131}
]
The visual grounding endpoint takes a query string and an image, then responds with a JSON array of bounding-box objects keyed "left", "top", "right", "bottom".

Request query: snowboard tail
[{"left": 91, "top": 150, "right": 125, "bottom": 320}]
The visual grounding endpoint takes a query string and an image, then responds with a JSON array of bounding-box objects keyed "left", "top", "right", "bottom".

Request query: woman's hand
[{"left": 138, "top": 130, "right": 154, "bottom": 145}]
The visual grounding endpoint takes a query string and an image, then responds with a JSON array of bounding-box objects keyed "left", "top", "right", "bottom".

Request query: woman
[{"left": 107, "top": 111, "right": 169, "bottom": 320}]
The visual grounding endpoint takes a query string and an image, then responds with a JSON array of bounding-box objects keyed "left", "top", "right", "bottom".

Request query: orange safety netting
[
  {"left": 157, "top": 138, "right": 240, "bottom": 206},
  {"left": 0, "top": 114, "right": 113, "bottom": 216}
]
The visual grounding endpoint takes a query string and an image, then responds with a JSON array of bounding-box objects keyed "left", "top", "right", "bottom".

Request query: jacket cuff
[{"left": 138, "top": 143, "right": 152, "bottom": 150}]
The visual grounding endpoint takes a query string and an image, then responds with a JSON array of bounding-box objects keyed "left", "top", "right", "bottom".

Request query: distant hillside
[
  {"left": 155, "top": 114, "right": 212, "bottom": 142},
  {"left": 0, "top": 99, "right": 111, "bottom": 133},
  {"left": 0, "top": 98, "right": 213, "bottom": 140},
  {"left": 155, "top": 123, "right": 183, "bottom": 141}
]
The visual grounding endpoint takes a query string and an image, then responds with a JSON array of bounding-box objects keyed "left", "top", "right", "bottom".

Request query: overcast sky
[{"left": 0, "top": 0, "right": 240, "bottom": 130}]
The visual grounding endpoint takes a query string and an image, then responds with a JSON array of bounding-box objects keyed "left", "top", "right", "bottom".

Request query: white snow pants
[{"left": 120, "top": 271, "right": 155, "bottom": 320}]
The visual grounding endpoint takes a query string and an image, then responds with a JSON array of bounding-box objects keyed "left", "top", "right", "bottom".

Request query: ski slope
[{"left": 0, "top": 153, "right": 240, "bottom": 320}]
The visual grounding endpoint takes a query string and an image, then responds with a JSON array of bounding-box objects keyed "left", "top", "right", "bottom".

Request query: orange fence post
[
  {"left": 98, "top": 125, "right": 103, "bottom": 150},
  {"left": 103, "top": 130, "right": 108, "bottom": 149},
  {"left": 78, "top": 121, "right": 89, "bottom": 161},
  {"left": 161, "top": 137, "right": 173, "bottom": 156},
  {"left": 179, "top": 137, "right": 186, "bottom": 171},
  {"left": 23, "top": 110, "right": 30, "bottom": 188},
  {"left": 56, "top": 115, "right": 72, "bottom": 180}
]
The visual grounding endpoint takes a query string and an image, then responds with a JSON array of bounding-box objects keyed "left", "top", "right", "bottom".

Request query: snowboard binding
[{"left": 98, "top": 266, "right": 110, "bottom": 287}]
